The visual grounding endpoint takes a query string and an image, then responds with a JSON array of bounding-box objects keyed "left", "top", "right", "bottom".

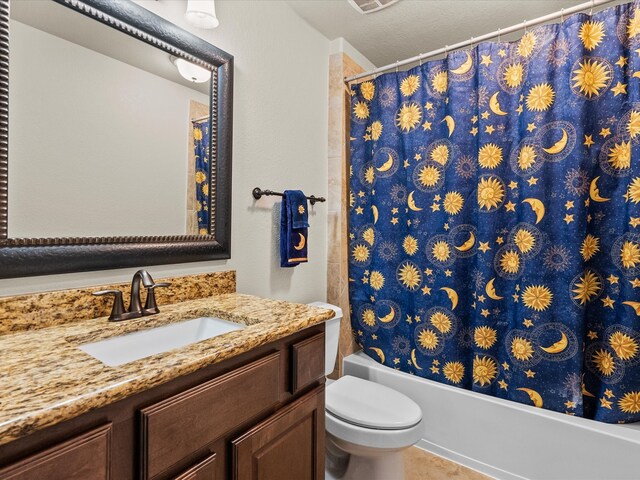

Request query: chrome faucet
[{"left": 93, "top": 270, "right": 170, "bottom": 321}]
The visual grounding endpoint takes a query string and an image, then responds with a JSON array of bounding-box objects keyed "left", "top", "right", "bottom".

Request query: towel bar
[{"left": 252, "top": 187, "right": 326, "bottom": 205}]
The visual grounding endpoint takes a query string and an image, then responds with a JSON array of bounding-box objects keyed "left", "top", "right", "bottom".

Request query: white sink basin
[{"left": 78, "top": 317, "right": 244, "bottom": 367}]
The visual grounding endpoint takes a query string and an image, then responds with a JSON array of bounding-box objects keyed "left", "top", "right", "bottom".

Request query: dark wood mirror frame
[{"left": 0, "top": 0, "right": 233, "bottom": 278}]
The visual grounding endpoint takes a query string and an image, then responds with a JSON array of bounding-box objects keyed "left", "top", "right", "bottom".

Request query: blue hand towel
[{"left": 280, "top": 190, "right": 309, "bottom": 267}]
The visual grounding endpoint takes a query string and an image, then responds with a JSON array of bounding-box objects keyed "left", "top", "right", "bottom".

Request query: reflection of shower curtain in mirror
[
  {"left": 349, "top": 2, "right": 640, "bottom": 424},
  {"left": 193, "top": 120, "right": 210, "bottom": 234}
]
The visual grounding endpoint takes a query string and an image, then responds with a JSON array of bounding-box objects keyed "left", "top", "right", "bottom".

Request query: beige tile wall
[{"left": 327, "top": 53, "right": 368, "bottom": 377}]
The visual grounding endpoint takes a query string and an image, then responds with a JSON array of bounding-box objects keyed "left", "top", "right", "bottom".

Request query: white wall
[
  {"left": 0, "top": 0, "right": 330, "bottom": 304},
  {"left": 9, "top": 20, "right": 209, "bottom": 238},
  {"left": 329, "top": 37, "right": 376, "bottom": 71}
]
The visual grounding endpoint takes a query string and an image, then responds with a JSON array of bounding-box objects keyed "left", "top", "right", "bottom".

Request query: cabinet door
[
  {"left": 0, "top": 424, "right": 111, "bottom": 480},
  {"left": 231, "top": 386, "right": 324, "bottom": 480},
  {"left": 172, "top": 453, "right": 216, "bottom": 480}
]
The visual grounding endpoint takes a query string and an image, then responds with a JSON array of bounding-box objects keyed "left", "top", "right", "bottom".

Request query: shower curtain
[
  {"left": 193, "top": 121, "right": 210, "bottom": 234},
  {"left": 348, "top": 1, "right": 640, "bottom": 423}
]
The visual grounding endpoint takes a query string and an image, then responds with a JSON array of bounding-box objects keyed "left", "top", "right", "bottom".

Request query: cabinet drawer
[
  {"left": 141, "top": 352, "right": 281, "bottom": 479},
  {"left": 172, "top": 453, "right": 216, "bottom": 480},
  {"left": 0, "top": 424, "right": 111, "bottom": 480},
  {"left": 291, "top": 333, "right": 325, "bottom": 394}
]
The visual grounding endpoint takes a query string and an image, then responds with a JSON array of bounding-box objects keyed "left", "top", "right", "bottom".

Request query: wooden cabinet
[
  {"left": 140, "top": 353, "right": 281, "bottom": 479},
  {"left": 0, "top": 424, "right": 111, "bottom": 480},
  {"left": 232, "top": 386, "right": 324, "bottom": 480},
  {"left": 0, "top": 325, "right": 325, "bottom": 480},
  {"left": 172, "top": 454, "right": 216, "bottom": 480},
  {"left": 290, "top": 334, "right": 325, "bottom": 394}
]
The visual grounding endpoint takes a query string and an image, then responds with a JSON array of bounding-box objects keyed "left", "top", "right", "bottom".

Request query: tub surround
[
  {"left": 345, "top": 351, "right": 640, "bottom": 480},
  {"left": 326, "top": 49, "right": 370, "bottom": 378},
  {"left": 0, "top": 280, "right": 334, "bottom": 447}
]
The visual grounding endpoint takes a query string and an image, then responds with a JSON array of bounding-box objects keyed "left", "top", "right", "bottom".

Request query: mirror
[{"left": 0, "top": 0, "right": 233, "bottom": 277}]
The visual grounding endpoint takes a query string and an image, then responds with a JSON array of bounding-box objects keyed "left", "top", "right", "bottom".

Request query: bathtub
[{"left": 343, "top": 351, "right": 640, "bottom": 480}]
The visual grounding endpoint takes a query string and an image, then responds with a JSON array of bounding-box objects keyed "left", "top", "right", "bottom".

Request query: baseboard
[{"left": 414, "top": 440, "right": 527, "bottom": 480}]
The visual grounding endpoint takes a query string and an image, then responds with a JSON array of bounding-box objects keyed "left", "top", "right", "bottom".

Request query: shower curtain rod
[{"left": 344, "top": 0, "right": 617, "bottom": 83}]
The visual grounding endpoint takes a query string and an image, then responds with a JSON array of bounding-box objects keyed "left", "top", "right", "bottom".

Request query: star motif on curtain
[
  {"left": 601, "top": 296, "right": 615, "bottom": 308},
  {"left": 611, "top": 82, "right": 627, "bottom": 96},
  {"left": 615, "top": 56, "right": 628, "bottom": 67},
  {"left": 480, "top": 54, "right": 493, "bottom": 66},
  {"left": 600, "top": 398, "right": 613, "bottom": 409},
  {"left": 584, "top": 134, "right": 595, "bottom": 147}
]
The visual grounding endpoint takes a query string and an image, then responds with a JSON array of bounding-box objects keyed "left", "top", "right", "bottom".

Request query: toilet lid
[{"left": 326, "top": 376, "right": 422, "bottom": 430}]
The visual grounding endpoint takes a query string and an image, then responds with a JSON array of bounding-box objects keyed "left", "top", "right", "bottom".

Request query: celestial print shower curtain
[
  {"left": 193, "top": 121, "right": 210, "bottom": 234},
  {"left": 348, "top": 1, "right": 640, "bottom": 423}
]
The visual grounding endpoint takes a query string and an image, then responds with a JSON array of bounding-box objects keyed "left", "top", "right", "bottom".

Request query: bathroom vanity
[{"left": 0, "top": 273, "right": 333, "bottom": 480}]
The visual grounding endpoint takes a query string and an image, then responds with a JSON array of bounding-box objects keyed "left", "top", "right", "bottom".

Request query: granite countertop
[{"left": 0, "top": 293, "right": 334, "bottom": 446}]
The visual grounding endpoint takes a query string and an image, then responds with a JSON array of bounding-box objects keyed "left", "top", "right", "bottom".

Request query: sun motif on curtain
[
  {"left": 193, "top": 121, "right": 210, "bottom": 235},
  {"left": 349, "top": 2, "right": 640, "bottom": 423}
]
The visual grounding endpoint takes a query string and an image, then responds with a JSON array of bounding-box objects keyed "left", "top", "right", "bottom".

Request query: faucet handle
[
  {"left": 143, "top": 282, "right": 171, "bottom": 315},
  {"left": 93, "top": 289, "right": 126, "bottom": 321}
]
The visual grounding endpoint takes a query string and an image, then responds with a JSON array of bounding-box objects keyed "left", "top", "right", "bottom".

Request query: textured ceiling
[{"left": 286, "top": 0, "right": 620, "bottom": 67}]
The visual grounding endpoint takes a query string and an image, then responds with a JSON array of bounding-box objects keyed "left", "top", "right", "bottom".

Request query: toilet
[{"left": 308, "top": 302, "right": 423, "bottom": 480}]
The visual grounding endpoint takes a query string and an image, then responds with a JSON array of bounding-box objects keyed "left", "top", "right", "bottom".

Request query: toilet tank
[{"left": 307, "top": 302, "right": 343, "bottom": 376}]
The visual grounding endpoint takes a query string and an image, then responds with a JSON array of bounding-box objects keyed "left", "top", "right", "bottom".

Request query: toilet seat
[
  {"left": 325, "top": 376, "right": 423, "bottom": 449},
  {"left": 326, "top": 376, "right": 422, "bottom": 430}
]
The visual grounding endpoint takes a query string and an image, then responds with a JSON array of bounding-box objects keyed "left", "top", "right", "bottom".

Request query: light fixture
[
  {"left": 171, "top": 56, "right": 211, "bottom": 83},
  {"left": 185, "top": 0, "right": 219, "bottom": 29}
]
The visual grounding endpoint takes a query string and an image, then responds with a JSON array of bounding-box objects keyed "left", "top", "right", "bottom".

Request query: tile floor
[{"left": 404, "top": 447, "right": 492, "bottom": 480}]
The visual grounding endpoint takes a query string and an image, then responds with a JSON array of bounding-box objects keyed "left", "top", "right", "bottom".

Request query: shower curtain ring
[
  {"left": 497, "top": 28, "right": 501, "bottom": 43},
  {"left": 589, "top": 0, "right": 595, "bottom": 16},
  {"left": 523, "top": 19, "right": 528, "bottom": 33},
  {"left": 470, "top": 36, "right": 475, "bottom": 49},
  {"left": 419, "top": 54, "right": 423, "bottom": 67},
  {"left": 444, "top": 45, "right": 448, "bottom": 59},
  {"left": 560, "top": 8, "right": 565, "bottom": 23},
  {"left": 395, "top": 60, "right": 400, "bottom": 73}
]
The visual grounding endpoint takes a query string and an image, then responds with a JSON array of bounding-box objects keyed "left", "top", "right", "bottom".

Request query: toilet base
[
  {"left": 326, "top": 434, "right": 406, "bottom": 480},
  {"left": 343, "top": 451, "right": 405, "bottom": 480}
]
